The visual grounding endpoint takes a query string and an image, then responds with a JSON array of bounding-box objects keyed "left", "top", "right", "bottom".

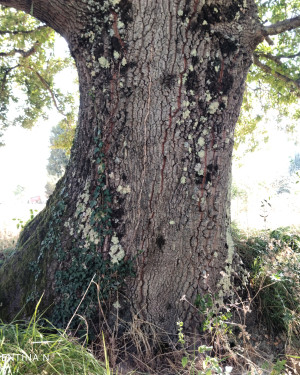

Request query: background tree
[
  {"left": 46, "top": 148, "right": 68, "bottom": 179},
  {"left": 45, "top": 123, "right": 71, "bottom": 197},
  {"left": 46, "top": 123, "right": 72, "bottom": 178},
  {"left": 0, "top": 0, "right": 299, "bottom": 342}
]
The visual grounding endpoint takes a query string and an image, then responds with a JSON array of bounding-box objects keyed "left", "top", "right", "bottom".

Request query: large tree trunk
[{"left": 0, "top": 0, "right": 264, "bottom": 335}]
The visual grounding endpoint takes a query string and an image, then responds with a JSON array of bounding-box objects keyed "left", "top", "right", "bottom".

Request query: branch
[
  {"left": 0, "top": 0, "right": 80, "bottom": 38},
  {"left": 0, "top": 1, "right": 34, "bottom": 15},
  {"left": 264, "top": 15, "right": 300, "bottom": 36},
  {"left": 27, "top": 66, "right": 66, "bottom": 116},
  {"left": 276, "top": 51, "right": 300, "bottom": 59},
  {"left": 0, "top": 41, "right": 39, "bottom": 58},
  {"left": 0, "top": 64, "right": 18, "bottom": 93},
  {"left": 253, "top": 55, "right": 300, "bottom": 94},
  {"left": 255, "top": 51, "right": 300, "bottom": 64},
  {"left": 0, "top": 25, "right": 47, "bottom": 35}
]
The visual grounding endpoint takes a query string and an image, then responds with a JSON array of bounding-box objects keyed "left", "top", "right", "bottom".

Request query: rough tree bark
[{"left": 0, "top": 0, "right": 266, "bottom": 335}]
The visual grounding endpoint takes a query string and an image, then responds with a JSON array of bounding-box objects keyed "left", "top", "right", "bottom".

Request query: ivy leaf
[{"left": 181, "top": 356, "right": 188, "bottom": 368}]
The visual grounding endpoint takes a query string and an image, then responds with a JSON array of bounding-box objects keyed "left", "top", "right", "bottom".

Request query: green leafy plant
[
  {"left": 177, "top": 321, "right": 230, "bottom": 374},
  {"left": 177, "top": 295, "right": 235, "bottom": 375},
  {"left": 270, "top": 359, "right": 287, "bottom": 375},
  {"left": 195, "top": 294, "right": 232, "bottom": 338}
]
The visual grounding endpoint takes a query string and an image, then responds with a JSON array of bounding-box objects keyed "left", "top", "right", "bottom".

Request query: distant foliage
[
  {"left": 235, "top": 0, "right": 300, "bottom": 153},
  {"left": 0, "top": 6, "right": 77, "bottom": 146}
]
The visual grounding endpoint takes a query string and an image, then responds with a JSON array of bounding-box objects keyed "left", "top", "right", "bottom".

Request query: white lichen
[
  {"left": 183, "top": 110, "right": 190, "bottom": 119},
  {"left": 194, "top": 163, "right": 202, "bottom": 172},
  {"left": 111, "top": 235, "right": 119, "bottom": 245},
  {"left": 208, "top": 101, "right": 219, "bottom": 114},
  {"left": 116, "top": 185, "right": 131, "bottom": 194},
  {"left": 198, "top": 137, "right": 205, "bottom": 147},
  {"left": 205, "top": 92, "right": 212, "bottom": 102},
  {"left": 113, "top": 301, "right": 121, "bottom": 309},
  {"left": 118, "top": 20, "right": 125, "bottom": 29},
  {"left": 98, "top": 56, "right": 110, "bottom": 69},
  {"left": 109, "top": 233, "right": 125, "bottom": 264}
]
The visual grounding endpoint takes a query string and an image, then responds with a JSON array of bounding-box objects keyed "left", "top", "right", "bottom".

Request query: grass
[{"left": 0, "top": 298, "right": 107, "bottom": 375}]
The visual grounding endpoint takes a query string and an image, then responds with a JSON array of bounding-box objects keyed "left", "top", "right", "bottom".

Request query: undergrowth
[
  {"left": 233, "top": 224, "right": 300, "bottom": 341},
  {"left": 1, "top": 225, "right": 300, "bottom": 374}
]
